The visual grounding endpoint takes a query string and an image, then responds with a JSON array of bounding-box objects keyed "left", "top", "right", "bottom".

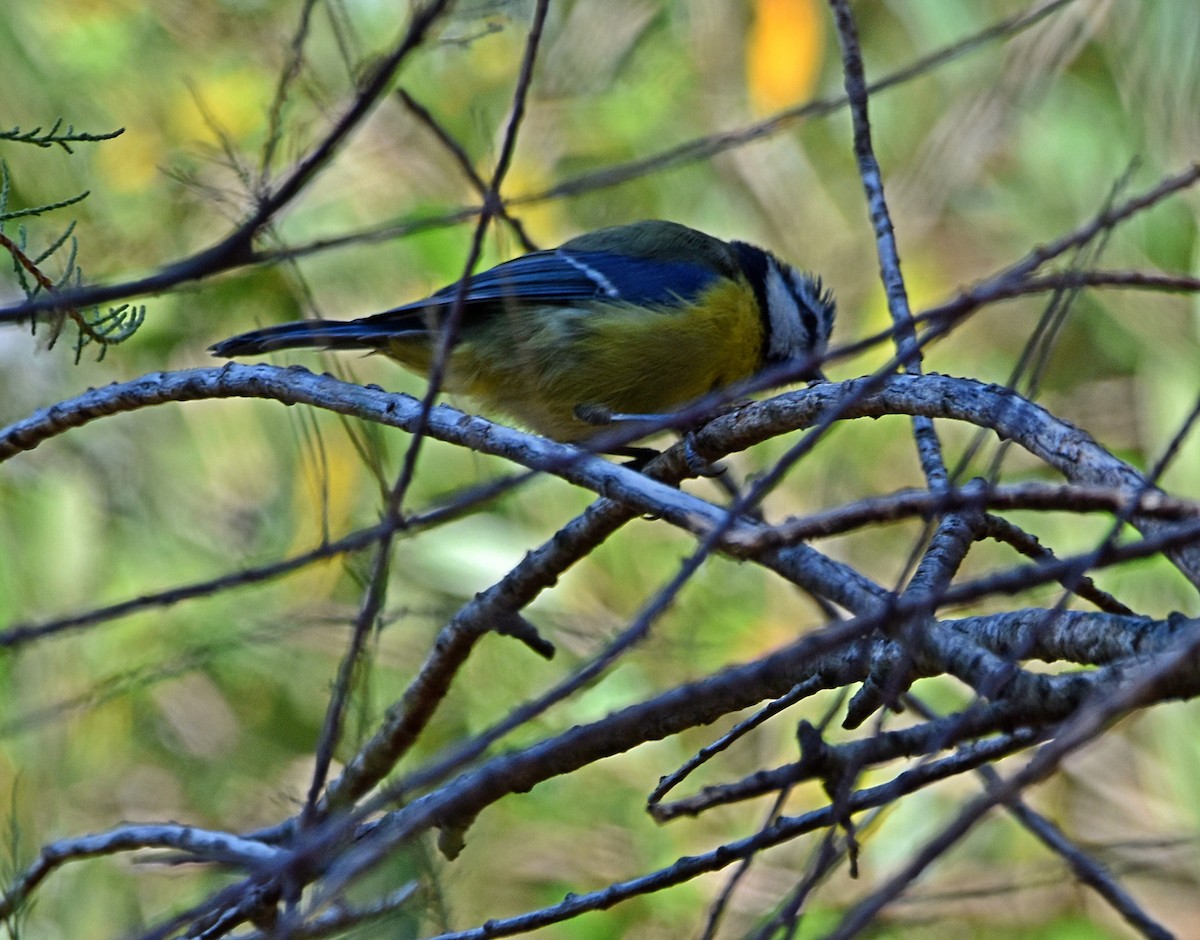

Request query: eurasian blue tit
[{"left": 210, "top": 220, "right": 835, "bottom": 442}]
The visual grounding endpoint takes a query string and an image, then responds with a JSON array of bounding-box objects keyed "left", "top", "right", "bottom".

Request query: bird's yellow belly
[{"left": 381, "top": 281, "right": 765, "bottom": 441}]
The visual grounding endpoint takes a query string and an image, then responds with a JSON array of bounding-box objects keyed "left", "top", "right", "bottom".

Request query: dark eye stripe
[
  {"left": 798, "top": 273, "right": 836, "bottom": 348},
  {"left": 788, "top": 273, "right": 820, "bottom": 349}
]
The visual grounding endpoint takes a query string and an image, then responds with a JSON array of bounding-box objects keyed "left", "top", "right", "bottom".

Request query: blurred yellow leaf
[
  {"left": 96, "top": 127, "right": 163, "bottom": 193},
  {"left": 288, "top": 429, "right": 369, "bottom": 596},
  {"left": 172, "top": 68, "right": 268, "bottom": 146},
  {"left": 747, "top": 0, "right": 824, "bottom": 115},
  {"left": 498, "top": 156, "right": 568, "bottom": 244}
]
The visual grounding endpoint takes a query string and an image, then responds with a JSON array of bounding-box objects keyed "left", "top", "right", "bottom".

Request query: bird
[{"left": 210, "top": 220, "right": 835, "bottom": 443}]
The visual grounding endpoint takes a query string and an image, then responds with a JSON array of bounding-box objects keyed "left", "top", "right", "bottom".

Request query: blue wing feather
[{"left": 364, "top": 249, "right": 721, "bottom": 328}]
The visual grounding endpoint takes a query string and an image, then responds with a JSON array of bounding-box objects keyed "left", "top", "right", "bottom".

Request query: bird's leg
[{"left": 574, "top": 404, "right": 664, "bottom": 465}]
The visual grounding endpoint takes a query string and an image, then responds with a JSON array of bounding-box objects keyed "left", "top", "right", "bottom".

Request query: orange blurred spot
[{"left": 747, "top": 0, "right": 824, "bottom": 116}]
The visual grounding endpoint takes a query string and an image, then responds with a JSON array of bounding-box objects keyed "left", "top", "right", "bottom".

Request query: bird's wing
[{"left": 364, "top": 248, "right": 722, "bottom": 326}]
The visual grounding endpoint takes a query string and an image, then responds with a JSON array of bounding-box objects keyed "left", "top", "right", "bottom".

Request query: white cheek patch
[
  {"left": 557, "top": 250, "right": 621, "bottom": 300},
  {"left": 765, "top": 261, "right": 809, "bottom": 360}
]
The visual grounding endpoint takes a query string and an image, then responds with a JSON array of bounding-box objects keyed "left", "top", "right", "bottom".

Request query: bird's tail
[{"left": 210, "top": 318, "right": 418, "bottom": 358}]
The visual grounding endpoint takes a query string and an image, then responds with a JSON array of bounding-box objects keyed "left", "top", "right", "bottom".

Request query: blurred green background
[{"left": 2, "top": 1, "right": 1199, "bottom": 936}]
